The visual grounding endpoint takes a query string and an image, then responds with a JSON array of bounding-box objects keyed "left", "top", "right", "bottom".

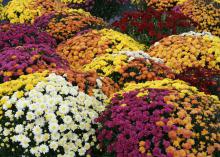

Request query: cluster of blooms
[
  {"left": 30, "top": 0, "right": 71, "bottom": 15},
  {"left": 34, "top": 11, "right": 104, "bottom": 43},
  {"left": 0, "top": 44, "right": 69, "bottom": 82},
  {"left": 147, "top": 0, "right": 187, "bottom": 11},
  {"left": 149, "top": 33, "right": 220, "bottom": 74},
  {"left": 1, "top": 0, "right": 41, "bottom": 23},
  {"left": 0, "top": 73, "right": 106, "bottom": 156},
  {"left": 176, "top": 67, "right": 220, "bottom": 97},
  {"left": 0, "top": 1, "right": 3, "bottom": 20},
  {"left": 56, "top": 29, "right": 146, "bottom": 69},
  {"left": 66, "top": 0, "right": 95, "bottom": 11},
  {"left": 113, "top": 7, "right": 196, "bottom": 46},
  {"left": 1, "top": 0, "right": 72, "bottom": 23},
  {"left": 0, "top": 23, "right": 56, "bottom": 50},
  {"left": 84, "top": 51, "right": 175, "bottom": 88},
  {"left": 149, "top": 32, "right": 220, "bottom": 96},
  {"left": 52, "top": 68, "right": 118, "bottom": 97},
  {"left": 0, "top": 72, "right": 48, "bottom": 117},
  {"left": 95, "top": 78, "right": 220, "bottom": 156},
  {"left": 180, "top": 0, "right": 220, "bottom": 36}
]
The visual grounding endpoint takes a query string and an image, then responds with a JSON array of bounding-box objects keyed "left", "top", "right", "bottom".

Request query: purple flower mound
[
  {"left": 0, "top": 23, "right": 56, "bottom": 51},
  {"left": 95, "top": 89, "right": 175, "bottom": 157},
  {"left": 0, "top": 44, "right": 69, "bottom": 82}
]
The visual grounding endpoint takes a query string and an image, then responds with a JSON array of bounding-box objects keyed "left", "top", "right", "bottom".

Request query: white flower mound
[{"left": 0, "top": 73, "right": 106, "bottom": 157}]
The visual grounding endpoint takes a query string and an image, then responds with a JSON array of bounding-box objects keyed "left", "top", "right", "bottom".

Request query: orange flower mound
[
  {"left": 180, "top": 0, "right": 220, "bottom": 36},
  {"left": 56, "top": 29, "right": 145, "bottom": 69},
  {"left": 35, "top": 11, "right": 105, "bottom": 43}
]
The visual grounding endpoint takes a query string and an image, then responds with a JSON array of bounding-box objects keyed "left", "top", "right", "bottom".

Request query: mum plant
[
  {"left": 0, "top": 72, "right": 106, "bottom": 156},
  {"left": 95, "top": 79, "right": 220, "bottom": 157}
]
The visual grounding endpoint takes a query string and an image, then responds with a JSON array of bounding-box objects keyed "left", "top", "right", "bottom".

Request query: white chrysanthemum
[
  {"left": 3, "top": 129, "right": 10, "bottom": 136},
  {"left": 35, "top": 117, "right": 45, "bottom": 127},
  {"left": 45, "top": 113, "right": 56, "bottom": 121},
  {"left": 74, "top": 114, "right": 82, "bottom": 122},
  {"left": 69, "top": 87, "right": 78, "bottom": 96},
  {"left": 30, "top": 147, "right": 38, "bottom": 155},
  {"left": 59, "top": 124, "right": 67, "bottom": 132},
  {"left": 15, "top": 124, "right": 24, "bottom": 134},
  {"left": 60, "top": 86, "right": 70, "bottom": 95},
  {"left": 20, "top": 136, "right": 30, "bottom": 148},
  {"left": 49, "top": 141, "right": 58, "bottom": 150},
  {"left": 34, "top": 135, "right": 44, "bottom": 144},
  {"left": 33, "top": 126, "right": 42, "bottom": 135},
  {"left": 15, "top": 110, "right": 24, "bottom": 118},
  {"left": 77, "top": 92, "right": 86, "bottom": 102},
  {"left": 78, "top": 147, "right": 87, "bottom": 156},
  {"left": 39, "top": 103, "right": 47, "bottom": 110},
  {"left": 76, "top": 139, "right": 82, "bottom": 148},
  {"left": 63, "top": 115, "right": 72, "bottom": 124},
  {"left": 5, "top": 110, "right": 13, "bottom": 118},
  {"left": 28, "top": 103, "right": 38, "bottom": 111},
  {"left": 46, "top": 84, "right": 56, "bottom": 93},
  {"left": 35, "top": 109, "right": 44, "bottom": 116},
  {"left": 51, "top": 133, "right": 60, "bottom": 141},
  {"left": 16, "top": 99, "right": 29, "bottom": 110},
  {"left": 48, "top": 123, "right": 59, "bottom": 133},
  {"left": 46, "top": 98, "right": 56, "bottom": 107},
  {"left": 59, "top": 105, "right": 70, "bottom": 114},
  {"left": 39, "top": 144, "right": 49, "bottom": 154},
  {"left": 26, "top": 112, "right": 35, "bottom": 121},
  {"left": 83, "top": 134, "right": 89, "bottom": 142},
  {"left": 84, "top": 143, "right": 91, "bottom": 150}
]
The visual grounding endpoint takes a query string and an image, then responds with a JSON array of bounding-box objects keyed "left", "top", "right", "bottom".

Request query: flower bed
[
  {"left": 56, "top": 29, "right": 146, "bottom": 69},
  {"left": 95, "top": 79, "right": 220, "bottom": 156},
  {"left": 0, "top": 73, "right": 105, "bottom": 156}
]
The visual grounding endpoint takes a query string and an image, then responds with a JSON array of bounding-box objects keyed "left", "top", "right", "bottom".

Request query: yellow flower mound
[
  {"left": 84, "top": 53, "right": 129, "bottom": 76},
  {"left": 1, "top": 0, "right": 41, "bottom": 23},
  {"left": 123, "top": 79, "right": 219, "bottom": 101},
  {"left": 149, "top": 34, "right": 220, "bottom": 73},
  {"left": 1, "top": 0, "right": 75, "bottom": 23},
  {"left": 100, "top": 29, "right": 146, "bottom": 53}
]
